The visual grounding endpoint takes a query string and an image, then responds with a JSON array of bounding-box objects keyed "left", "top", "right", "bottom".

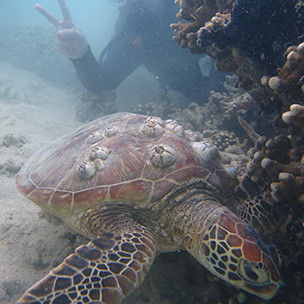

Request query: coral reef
[
  {"left": 199, "top": 0, "right": 301, "bottom": 72},
  {"left": 171, "top": 0, "right": 304, "bottom": 109},
  {"left": 131, "top": 75, "right": 277, "bottom": 150},
  {"left": 171, "top": 0, "right": 304, "bottom": 197},
  {"left": 233, "top": 117, "right": 304, "bottom": 302},
  {"left": 75, "top": 90, "right": 117, "bottom": 122},
  {"left": 172, "top": 0, "right": 302, "bottom": 73},
  {"left": 131, "top": 76, "right": 248, "bottom": 151},
  {"left": 132, "top": 99, "right": 240, "bottom": 150}
]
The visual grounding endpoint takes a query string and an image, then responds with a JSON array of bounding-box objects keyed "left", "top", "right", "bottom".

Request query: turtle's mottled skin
[{"left": 16, "top": 113, "right": 281, "bottom": 303}]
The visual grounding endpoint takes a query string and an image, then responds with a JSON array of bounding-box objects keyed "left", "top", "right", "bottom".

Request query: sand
[{"left": 0, "top": 62, "right": 84, "bottom": 303}]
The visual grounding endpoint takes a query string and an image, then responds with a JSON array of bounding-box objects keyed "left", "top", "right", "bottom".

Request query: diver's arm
[
  {"left": 35, "top": 0, "right": 117, "bottom": 93},
  {"left": 70, "top": 46, "right": 119, "bottom": 94},
  {"left": 71, "top": 33, "right": 145, "bottom": 94},
  {"left": 35, "top": 0, "right": 144, "bottom": 94}
]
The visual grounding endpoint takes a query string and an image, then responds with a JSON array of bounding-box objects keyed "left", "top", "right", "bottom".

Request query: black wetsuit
[{"left": 71, "top": 0, "right": 221, "bottom": 102}]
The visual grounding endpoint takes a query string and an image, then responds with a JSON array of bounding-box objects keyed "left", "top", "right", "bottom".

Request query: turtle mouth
[
  {"left": 206, "top": 257, "right": 281, "bottom": 300},
  {"left": 243, "top": 281, "right": 281, "bottom": 300}
]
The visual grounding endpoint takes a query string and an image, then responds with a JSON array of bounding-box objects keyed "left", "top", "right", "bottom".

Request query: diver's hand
[{"left": 35, "top": 0, "right": 88, "bottom": 59}]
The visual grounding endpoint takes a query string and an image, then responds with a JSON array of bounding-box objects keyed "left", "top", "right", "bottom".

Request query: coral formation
[
  {"left": 132, "top": 75, "right": 265, "bottom": 150},
  {"left": 269, "top": 43, "right": 304, "bottom": 90},
  {"left": 75, "top": 90, "right": 117, "bottom": 122},
  {"left": 172, "top": 0, "right": 304, "bottom": 96},
  {"left": 131, "top": 95, "right": 241, "bottom": 150},
  {"left": 171, "top": 0, "right": 219, "bottom": 50},
  {"left": 282, "top": 104, "right": 304, "bottom": 130},
  {"left": 276, "top": 104, "right": 304, "bottom": 206},
  {"left": 233, "top": 118, "right": 304, "bottom": 302},
  {"left": 173, "top": 0, "right": 302, "bottom": 72}
]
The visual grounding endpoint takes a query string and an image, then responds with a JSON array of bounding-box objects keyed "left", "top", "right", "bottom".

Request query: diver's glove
[{"left": 35, "top": 0, "right": 88, "bottom": 59}]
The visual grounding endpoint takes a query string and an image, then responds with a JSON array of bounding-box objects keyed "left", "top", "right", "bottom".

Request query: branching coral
[
  {"left": 172, "top": 0, "right": 304, "bottom": 93},
  {"left": 234, "top": 116, "right": 304, "bottom": 232},
  {"left": 234, "top": 130, "right": 304, "bottom": 301},
  {"left": 171, "top": 0, "right": 232, "bottom": 52},
  {"left": 171, "top": 0, "right": 219, "bottom": 51},
  {"left": 282, "top": 104, "right": 304, "bottom": 130},
  {"left": 267, "top": 43, "right": 304, "bottom": 92}
]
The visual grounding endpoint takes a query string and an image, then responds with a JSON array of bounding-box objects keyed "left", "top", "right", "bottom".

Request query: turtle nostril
[{"left": 244, "top": 265, "right": 259, "bottom": 281}]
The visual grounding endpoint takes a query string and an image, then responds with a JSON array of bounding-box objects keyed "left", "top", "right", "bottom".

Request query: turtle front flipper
[{"left": 17, "top": 225, "right": 155, "bottom": 304}]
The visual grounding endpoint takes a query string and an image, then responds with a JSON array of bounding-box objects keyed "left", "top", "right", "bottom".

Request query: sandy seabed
[{"left": 0, "top": 62, "right": 84, "bottom": 303}]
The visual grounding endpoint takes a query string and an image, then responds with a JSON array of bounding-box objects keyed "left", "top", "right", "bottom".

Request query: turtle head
[{"left": 198, "top": 210, "right": 281, "bottom": 300}]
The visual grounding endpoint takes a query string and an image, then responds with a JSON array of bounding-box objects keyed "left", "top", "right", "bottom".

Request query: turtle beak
[{"left": 243, "top": 280, "right": 281, "bottom": 300}]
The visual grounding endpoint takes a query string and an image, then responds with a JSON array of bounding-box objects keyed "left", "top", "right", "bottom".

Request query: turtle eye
[
  {"left": 244, "top": 264, "right": 259, "bottom": 281},
  {"left": 240, "top": 260, "right": 269, "bottom": 283}
]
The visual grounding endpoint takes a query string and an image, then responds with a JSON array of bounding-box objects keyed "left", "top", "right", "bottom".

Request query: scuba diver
[{"left": 35, "top": 0, "right": 224, "bottom": 104}]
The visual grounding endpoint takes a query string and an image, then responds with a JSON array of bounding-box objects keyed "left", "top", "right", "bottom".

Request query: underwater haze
[
  {"left": 0, "top": 0, "right": 173, "bottom": 108},
  {"left": 0, "top": 0, "right": 121, "bottom": 92},
  {"left": 1, "top": 1, "right": 304, "bottom": 304},
  {"left": 0, "top": 0, "right": 119, "bottom": 54}
]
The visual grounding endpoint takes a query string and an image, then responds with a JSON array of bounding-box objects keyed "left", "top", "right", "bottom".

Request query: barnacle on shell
[
  {"left": 140, "top": 116, "right": 165, "bottom": 137},
  {"left": 192, "top": 141, "right": 219, "bottom": 163},
  {"left": 150, "top": 145, "right": 176, "bottom": 168}
]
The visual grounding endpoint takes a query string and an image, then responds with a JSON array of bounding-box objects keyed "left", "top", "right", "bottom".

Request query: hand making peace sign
[{"left": 35, "top": 0, "right": 88, "bottom": 59}]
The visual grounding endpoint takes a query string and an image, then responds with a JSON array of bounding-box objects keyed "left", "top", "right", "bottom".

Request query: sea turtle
[{"left": 16, "top": 112, "right": 281, "bottom": 303}]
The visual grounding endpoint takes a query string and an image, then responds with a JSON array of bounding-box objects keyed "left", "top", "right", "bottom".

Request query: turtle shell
[{"left": 16, "top": 113, "right": 236, "bottom": 218}]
